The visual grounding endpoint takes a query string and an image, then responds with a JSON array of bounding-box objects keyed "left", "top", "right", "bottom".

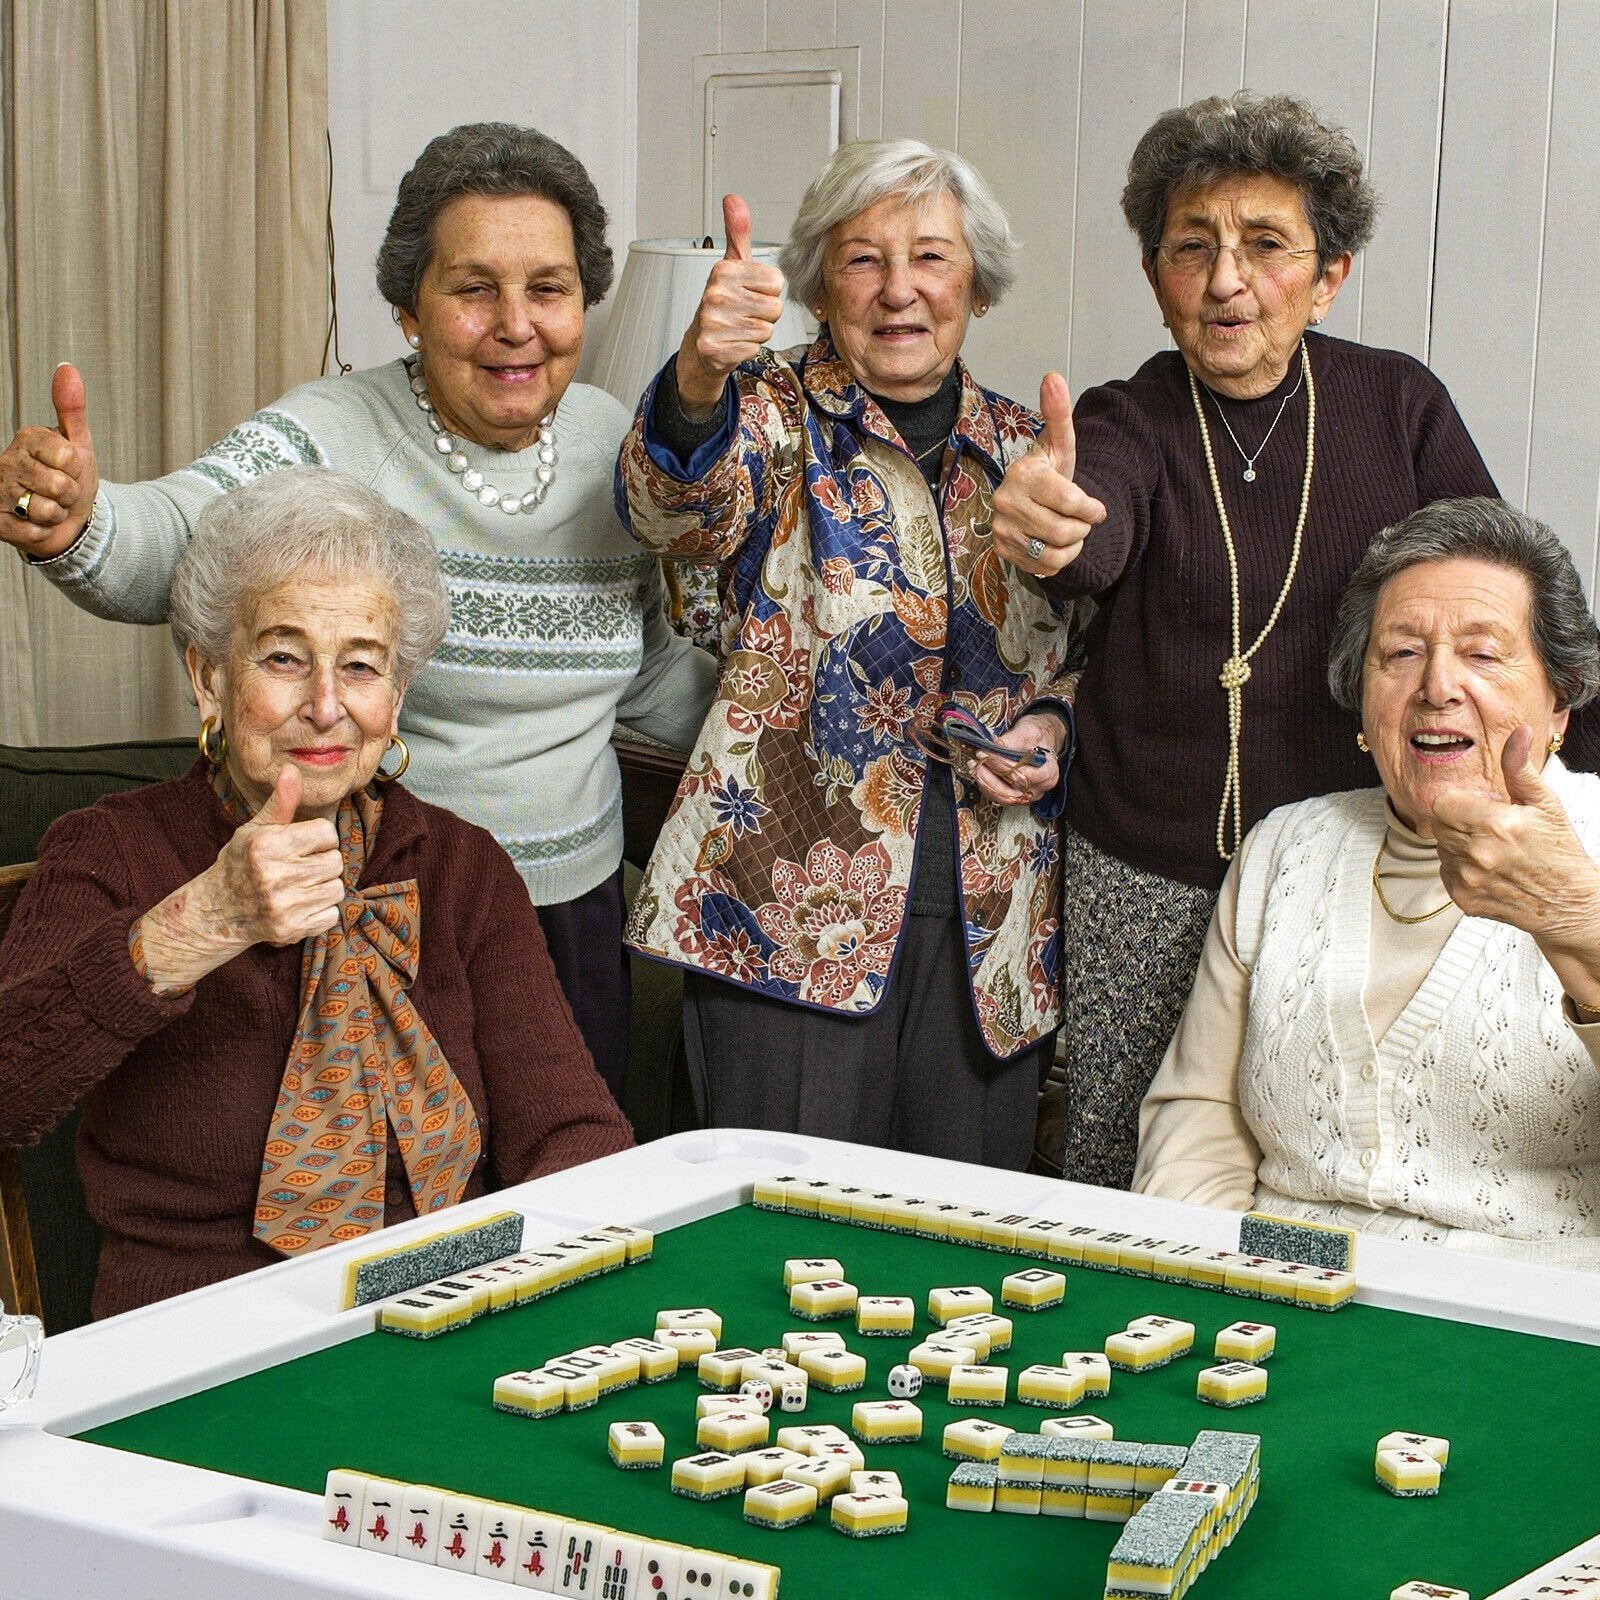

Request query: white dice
[{"left": 887, "top": 1363, "right": 923, "bottom": 1398}]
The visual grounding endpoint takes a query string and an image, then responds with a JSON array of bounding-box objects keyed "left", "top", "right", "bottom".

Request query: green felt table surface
[{"left": 80, "top": 1205, "right": 1600, "bottom": 1598}]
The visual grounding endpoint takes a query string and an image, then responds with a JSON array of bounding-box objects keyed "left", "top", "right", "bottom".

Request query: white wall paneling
[
  {"left": 1357, "top": 0, "right": 1448, "bottom": 361},
  {"left": 954, "top": 0, "right": 1082, "bottom": 404},
  {"left": 1524, "top": 0, "right": 1600, "bottom": 593},
  {"left": 1068, "top": 0, "right": 1185, "bottom": 399},
  {"left": 1431, "top": 0, "right": 1556, "bottom": 523},
  {"left": 324, "top": 0, "right": 638, "bottom": 380}
]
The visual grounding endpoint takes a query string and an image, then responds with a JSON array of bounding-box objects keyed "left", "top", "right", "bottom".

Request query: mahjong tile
[
  {"left": 395, "top": 1482, "right": 443, "bottom": 1563},
  {"left": 356, "top": 1476, "right": 403, "bottom": 1554},
  {"left": 721, "top": 1556, "right": 782, "bottom": 1599},
  {"left": 512, "top": 1510, "right": 566, "bottom": 1590},
  {"left": 321, "top": 1469, "right": 367, "bottom": 1547},
  {"left": 554, "top": 1520, "right": 606, "bottom": 1595},
  {"left": 437, "top": 1493, "right": 484, "bottom": 1572},
  {"left": 635, "top": 1542, "right": 680, "bottom": 1599},
  {"left": 476, "top": 1504, "right": 523, "bottom": 1582},
  {"left": 592, "top": 1534, "right": 643, "bottom": 1599}
]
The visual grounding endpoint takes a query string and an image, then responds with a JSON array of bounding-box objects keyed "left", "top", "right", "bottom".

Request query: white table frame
[{"left": 1, "top": 1130, "right": 1595, "bottom": 1599}]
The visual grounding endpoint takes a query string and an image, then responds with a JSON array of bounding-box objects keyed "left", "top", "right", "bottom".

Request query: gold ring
[{"left": 12, "top": 491, "right": 31, "bottom": 521}]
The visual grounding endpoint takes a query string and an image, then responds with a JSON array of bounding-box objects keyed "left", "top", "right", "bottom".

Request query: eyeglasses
[
  {"left": 1156, "top": 239, "right": 1319, "bottom": 278},
  {"left": 910, "top": 700, "right": 1050, "bottom": 773}
]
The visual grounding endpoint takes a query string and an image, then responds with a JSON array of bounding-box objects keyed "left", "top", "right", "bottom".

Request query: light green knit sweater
[{"left": 41, "top": 360, "right": 715, "bottom": 906}]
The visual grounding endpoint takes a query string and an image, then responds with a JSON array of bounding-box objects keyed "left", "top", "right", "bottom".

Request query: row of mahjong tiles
[
  {"left": 752, "top": 1178, "right": 1358, "bottom": 1306},
  {"left": 77, "top": 1200, "right": 1600, "bottom": 1598}
]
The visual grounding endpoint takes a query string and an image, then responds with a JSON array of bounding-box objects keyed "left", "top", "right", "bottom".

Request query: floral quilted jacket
[{"left": 615, "top": 335, "right": 1081, "bottom": 1058}]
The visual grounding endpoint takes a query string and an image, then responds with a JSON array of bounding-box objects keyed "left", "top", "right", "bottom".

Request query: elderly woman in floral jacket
[{"left": 616, "top": 140, "right": 1081, "bottom": 1169}]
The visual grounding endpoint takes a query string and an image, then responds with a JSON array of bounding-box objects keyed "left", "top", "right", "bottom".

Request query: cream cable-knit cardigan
[{"left": 1135, "top": 759, "right": 1600, "bottom": 1270}]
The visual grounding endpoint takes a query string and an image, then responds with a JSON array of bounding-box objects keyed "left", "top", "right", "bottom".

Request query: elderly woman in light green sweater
[{"left": 0, "top": 122, "right": 714, "bottom": 1098}]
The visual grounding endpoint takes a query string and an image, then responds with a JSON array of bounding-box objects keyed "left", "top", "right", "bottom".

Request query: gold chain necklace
[
  {"left": 1189, "top": 340, "right": 1316, "bottom": 860},
  {"left": 1370, "top": 837, "right": 1455, "bottom": 924}
]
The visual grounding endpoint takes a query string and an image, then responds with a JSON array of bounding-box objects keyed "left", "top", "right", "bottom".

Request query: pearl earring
[{"left": 408, "top": 333, "right": 422, "bottom": 350}]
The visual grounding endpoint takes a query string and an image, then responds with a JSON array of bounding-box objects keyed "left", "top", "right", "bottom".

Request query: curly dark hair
[
  {"left": 1121, "top": 91, "right": 1378, "bottom": 268},
  {"left": 375, "top": 122, "right": 613, "bottom": 313}
]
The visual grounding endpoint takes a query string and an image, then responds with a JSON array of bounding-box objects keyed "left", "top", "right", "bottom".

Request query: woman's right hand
[
  {"left": 991, "top": 372, "right": 1106, "bottom": 577},
  {"left": 1, "top": 363, "right": 100, "bottom": 559},
  {"left": 133, "top": 766, "right": 345, "bottom": 995},
  {"left": 674, "top": 194, "right": 787, "bottom": 418}
]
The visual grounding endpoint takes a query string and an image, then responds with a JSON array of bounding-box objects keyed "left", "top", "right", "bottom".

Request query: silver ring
[
  {"left": 1024, "top": 535, "right": 1044, "bottom": 561},
  {"left": 12, "top": 491, "right": 31, "bottom": 521}
]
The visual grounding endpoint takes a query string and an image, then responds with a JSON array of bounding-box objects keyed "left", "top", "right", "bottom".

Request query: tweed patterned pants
[{"left": 1058, "top": 826, "right": 1219, "bottom": 1189}]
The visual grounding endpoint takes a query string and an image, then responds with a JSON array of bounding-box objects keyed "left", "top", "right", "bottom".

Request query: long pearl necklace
[
  {"left": 1188, "top": 339, "right": 1316, "bottom": 861},
  {"left": 1202, "top": 362, "right": 1305, "bottom": 482},
  {"left": 406, "top": 356, "right": 557, "bottom": 515}
]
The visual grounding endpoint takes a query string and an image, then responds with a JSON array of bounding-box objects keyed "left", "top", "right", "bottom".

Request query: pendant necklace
[{"left": 1203, "top": 362, "right": 1305, "bottom": 482}]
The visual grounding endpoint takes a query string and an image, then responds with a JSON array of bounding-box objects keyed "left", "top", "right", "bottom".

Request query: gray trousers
[{"left": 682, "top": 913, "right": 1052, "bottom": 1171}]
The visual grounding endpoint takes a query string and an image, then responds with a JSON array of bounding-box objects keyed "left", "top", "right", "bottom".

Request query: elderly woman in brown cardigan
[{"left": 0, "top": 468, "right": 630, "bottom": 1318}]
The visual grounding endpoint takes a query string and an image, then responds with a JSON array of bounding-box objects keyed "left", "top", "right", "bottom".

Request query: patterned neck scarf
[{"left": 211, "top": 769, "right": 482, "bottom": 1255}]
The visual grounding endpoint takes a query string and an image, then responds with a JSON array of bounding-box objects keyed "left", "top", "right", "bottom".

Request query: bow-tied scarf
[{"left": 212, "top": 773, "right": 482, "bottom": 1255}]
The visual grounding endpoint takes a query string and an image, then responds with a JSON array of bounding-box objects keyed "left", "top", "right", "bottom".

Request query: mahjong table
[{"left": 0, "top": 1131, "right": 1596, "bottom": 1599}]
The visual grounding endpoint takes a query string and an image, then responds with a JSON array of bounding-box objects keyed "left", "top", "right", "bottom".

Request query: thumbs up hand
[
  {"left": 133, "top": 764, "right": 347, "bottom": 994},
  {"left": 991, "top": 373, "right": 1106, "bottom": 575},
  {"left": 1430, "top": 723, "right": 1600, "bottom": 958},
  {"left": 1, "top": 363, "right": 102, "bottom": 559},
  {"left": 214, "top": 764, "right": 346, "bottom": 947},
  {"left": 675, "top": 194, "right": 788, "bottom": 417}
]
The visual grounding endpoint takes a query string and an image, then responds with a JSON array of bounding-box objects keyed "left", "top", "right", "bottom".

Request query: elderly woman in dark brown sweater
[
  {"left": 990, "top": 91, "right": 1597, "bottom": 1189},
  {"left": 0, "top": 468, "right": 631, "bottom": 1318}
]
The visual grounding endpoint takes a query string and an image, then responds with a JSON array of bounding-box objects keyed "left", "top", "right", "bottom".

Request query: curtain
[{"left": 0, "top": 0, "right": 328, "bottom": 745}]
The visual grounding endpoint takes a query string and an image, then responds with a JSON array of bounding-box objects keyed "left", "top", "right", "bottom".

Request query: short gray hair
[
  {"left": 779, "top": 138, "right": 1018, "bottom": 312},
  {"left": 1121, "top": 91, "right": 1378, "bottom": 268},
  {"left": 170, "top": 467, "right": 450, "bottom": 687},
  {"left": 376, "top": 122, "right": 614, "bottom": 313},
  {"left": 1328, "top": 497, "right": 1600, "bottom": 713}
]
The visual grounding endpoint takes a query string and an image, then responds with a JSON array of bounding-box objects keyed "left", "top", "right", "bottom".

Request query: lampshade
[{"left": 587, "top": 238, "right": 814, "bottom": 413}]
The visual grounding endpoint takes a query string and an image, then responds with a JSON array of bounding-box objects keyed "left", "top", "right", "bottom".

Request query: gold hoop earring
[
  {"left": 1356, "top": 731, "right": 1370, "bottom": 753},
  {"left": 374, "top": 734, "right": 410, "bottom": 783},
  {"left": 197, "top": 716, "right": 227, "bottom": 768},
  {"left": 1550, "top": 730, "right": 1566, "bottom": 755}
]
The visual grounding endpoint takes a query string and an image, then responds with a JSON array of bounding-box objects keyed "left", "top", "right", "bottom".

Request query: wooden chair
[{"left": 0, "top": 862, "right": 43, "bottom": 1321}]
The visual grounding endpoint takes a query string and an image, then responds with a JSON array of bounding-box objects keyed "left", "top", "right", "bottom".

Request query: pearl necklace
[
  {"left": 1188, "top": 339, "right": 1317, "bottom": 861},
  {"left": 1202, "top": 362, "right": 1305, "bottom": 482},
  {"left": 406, "top": 356, "right": 557, "bottom": 515}
]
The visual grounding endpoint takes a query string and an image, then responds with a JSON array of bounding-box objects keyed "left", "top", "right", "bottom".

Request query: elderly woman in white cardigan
[{"left": 1134, "top": 497, "right": 1600, "bottom": 1269}]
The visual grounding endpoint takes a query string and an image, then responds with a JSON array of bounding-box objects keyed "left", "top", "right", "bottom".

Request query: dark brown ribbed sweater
[
  {"left": 1045, "top": 331, "right": 1560, "bottom": 892},
  {"left": 0, "top": 764, "right": 634, "bottom": 1318}
]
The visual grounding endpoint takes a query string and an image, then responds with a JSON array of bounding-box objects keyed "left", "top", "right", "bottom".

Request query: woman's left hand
[
  {"left": 965, "top": 712, "right": 1066, "bottom": 809},
  {"left": 1432, "top": 726, "right": 1600, "bottom": 991}
]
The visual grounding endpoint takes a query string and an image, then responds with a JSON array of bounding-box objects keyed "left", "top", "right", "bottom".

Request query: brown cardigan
[{"left": 0, "top": 763, "right": 633, "bottom": 1318}]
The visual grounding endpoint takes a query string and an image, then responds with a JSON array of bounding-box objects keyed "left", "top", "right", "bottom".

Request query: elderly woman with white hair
[
  {"left": 615, "top": 140, "right": 1081, "bottom": 1168},
  {"left": 0, "top": 468, "right": 632, "bottom": 1318},
  {"left": 1136, "top": 498, "right": 1600, "bottom": 1269}
]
